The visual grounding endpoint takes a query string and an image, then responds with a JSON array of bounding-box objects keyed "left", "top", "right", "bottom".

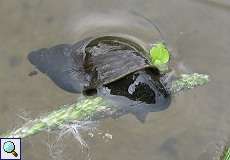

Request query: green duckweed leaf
[{"left": 150, "top": 42, "right": 170, "bottom": 66}]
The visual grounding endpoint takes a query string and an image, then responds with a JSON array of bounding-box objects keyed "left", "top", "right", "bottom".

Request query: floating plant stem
[
  {"left": 0, "top": 73, "right": 209, "bottom": 139},
  {"left": 1, "top": 97, "right": 113, "bottom": 138},
  {"left": 221, "top": 147, "right": 230, "bottom": 160},
  {"left": 171, "top": 73, "right": 209, "bottom": 94}
]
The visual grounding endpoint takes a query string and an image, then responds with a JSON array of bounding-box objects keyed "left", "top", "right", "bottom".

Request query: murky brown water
[{"left": 0, "top": 0, "right": 230, "bottom": 160}]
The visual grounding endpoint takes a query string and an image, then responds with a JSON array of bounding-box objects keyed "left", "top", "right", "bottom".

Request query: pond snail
[{"left": 28, "top": 36, "right": 171, "bottom": 121}]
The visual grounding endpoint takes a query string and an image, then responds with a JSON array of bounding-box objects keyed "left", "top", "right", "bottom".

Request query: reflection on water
[
  {"left": 0, "top": 0, "right": 230, "bottom": 160},
  {"left": 193, "top": 0, "right": 230, "bottom": 12}
]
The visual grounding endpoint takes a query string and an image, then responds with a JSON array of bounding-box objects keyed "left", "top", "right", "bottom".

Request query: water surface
[{"left": 0, "top": 0, "right": 230, "bottom": 160}]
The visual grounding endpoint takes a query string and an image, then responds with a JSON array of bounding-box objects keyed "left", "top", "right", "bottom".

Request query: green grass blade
[{"left": 0, "top": 73, "right": 209, "bottom": 139}]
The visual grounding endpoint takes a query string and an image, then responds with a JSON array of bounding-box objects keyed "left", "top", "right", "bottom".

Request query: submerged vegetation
[
  {"left": 221, "top": 147, "right": 230, "bottom": 160},
  {"left": 0, "top": 73, "right": 209, "bottom": 138}
]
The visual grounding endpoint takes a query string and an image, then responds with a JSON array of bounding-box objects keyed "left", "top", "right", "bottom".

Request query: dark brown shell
[
  {"left": 28, "top": 36, "right": 159, "bottom": 93},
  {"left": 81, "top": 36, "right": 159, "bottom": 88}
]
